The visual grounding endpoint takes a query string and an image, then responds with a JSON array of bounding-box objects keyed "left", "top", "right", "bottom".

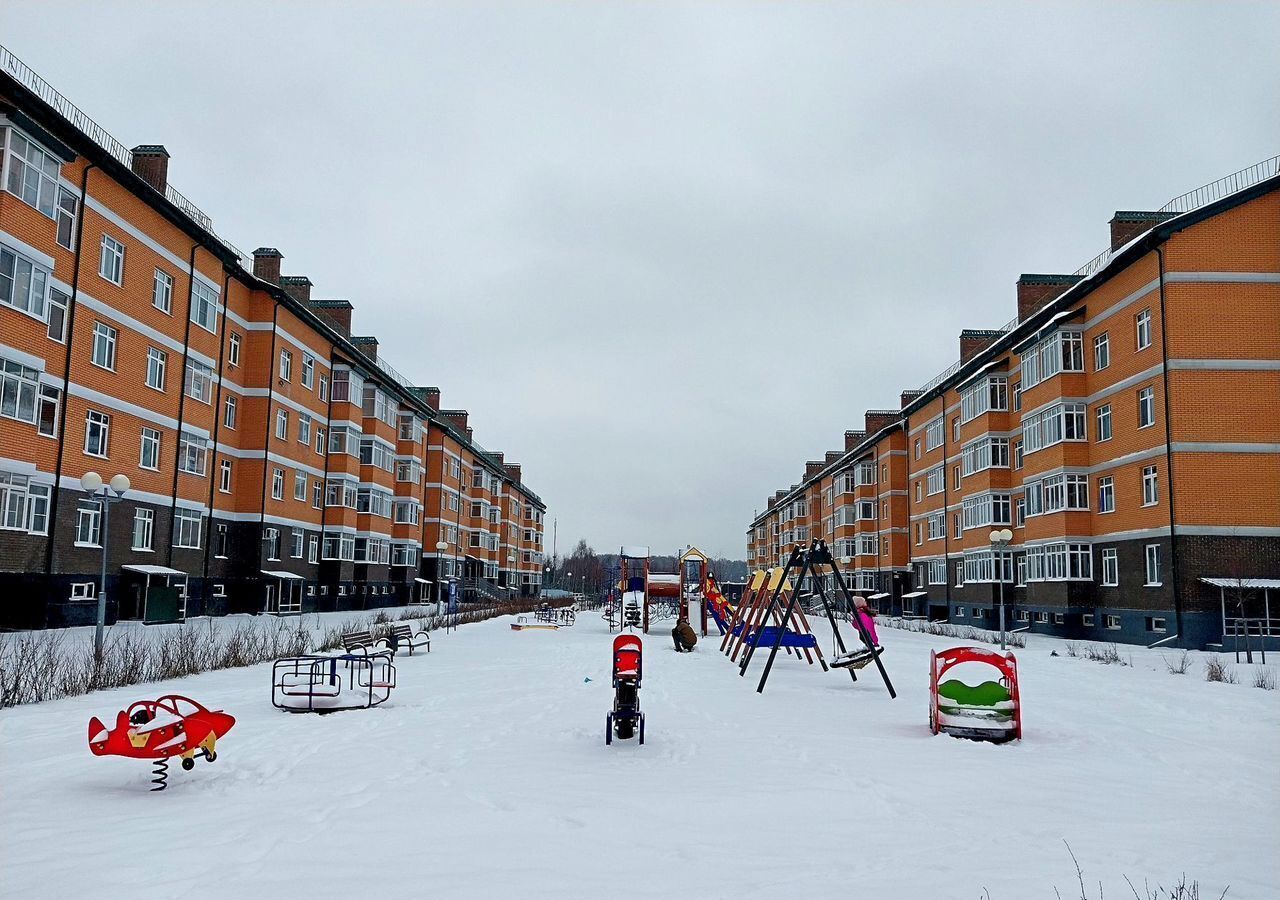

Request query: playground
[{"left": 1, "top": 610, "right": 1276, "bottom": 898}]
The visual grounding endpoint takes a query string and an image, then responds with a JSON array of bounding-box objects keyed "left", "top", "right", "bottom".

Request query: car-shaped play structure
[
  {"left": 88, "top": 694, "right": 235, "bottom": 791},
  {"left": 929, "top": 646, "right": 1021, "bottom": 742},
  {"left": 272, "top": 652, "right": 396, "bottom": 713},
  {"left": 606, "top": 634, "right": 645, "bottom": 745}
]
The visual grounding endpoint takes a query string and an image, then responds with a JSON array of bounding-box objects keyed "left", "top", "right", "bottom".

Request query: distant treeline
[{"left": 546, "top": 540, "right": 748, "bottom": 593}]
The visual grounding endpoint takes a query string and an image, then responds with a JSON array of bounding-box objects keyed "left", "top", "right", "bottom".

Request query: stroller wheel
[
  {"left": 639, "top": 714, "right": 645, "bottom": 745},
  {"left": 606, "top": 713, "right": 612, "bottom": 746}
]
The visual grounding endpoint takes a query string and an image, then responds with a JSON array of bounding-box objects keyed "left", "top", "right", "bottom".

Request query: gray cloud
[{"left": 7, "top": 1, "right": 1276, "bottom": 558}]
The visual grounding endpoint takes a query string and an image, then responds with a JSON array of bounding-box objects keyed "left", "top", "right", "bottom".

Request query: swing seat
[{"left": 830, "top": 645, "right": 882, "bottom": 670}]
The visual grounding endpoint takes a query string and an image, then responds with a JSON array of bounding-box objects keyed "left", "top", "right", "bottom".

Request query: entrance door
[{"left": 264, "top": 583, "right": 277, "bottom": 614}]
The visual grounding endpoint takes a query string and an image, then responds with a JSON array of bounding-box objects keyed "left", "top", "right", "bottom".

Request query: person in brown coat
[{"left": 672, "top": 616, "right": 698, "bottom": 652}]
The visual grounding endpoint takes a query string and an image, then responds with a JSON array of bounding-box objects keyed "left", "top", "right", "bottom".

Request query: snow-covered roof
[
  {"left": 262, "top": 570, "right": 305, "bottom": 580},
  {"left": 649, "top": 574, "right": 680, "bottom": 584},
  {"left": 122, "top": 564, "right": 186, "bottom": 576},
  {"left": 1201, "top": 577, "right": 1280, "bottom": 589},
  {"left": 868, "top": 592, "right": 890, "bottom": 600},
  {"left": 902, "top": 591, "right": 928, "bottom": 598},
  {"left": 620, "top": 545, "right": 650, "bottom": 559}
]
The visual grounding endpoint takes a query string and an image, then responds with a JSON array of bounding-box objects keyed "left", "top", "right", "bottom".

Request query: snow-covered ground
[{"left": 1, "top": 612, "right": 1276, "bottom": 899}]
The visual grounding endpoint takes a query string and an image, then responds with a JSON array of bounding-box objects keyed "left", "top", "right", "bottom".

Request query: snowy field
[{"left": 1, "top": 611, "right": 1277, "bottom": 899}]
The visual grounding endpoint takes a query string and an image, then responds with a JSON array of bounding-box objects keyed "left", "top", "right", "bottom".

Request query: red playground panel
[{"left": 929, "top": 646, "right": 1021, "bottom": 743}]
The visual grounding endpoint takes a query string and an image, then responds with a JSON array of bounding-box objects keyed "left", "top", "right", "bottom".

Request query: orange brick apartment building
[
  {"left": 748, "top": 159, "right": 1279, "bottom": 648},
  {"left": 0, "top": 48, "right": 545, "bottom": 628}
]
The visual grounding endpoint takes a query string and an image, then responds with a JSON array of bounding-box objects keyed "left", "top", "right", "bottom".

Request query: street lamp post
[
  {"left": 82, "top": 471, "right": 131, "bottom": 661},
  {"left": 989, "top": 528, "right": 1014, "bottom": 650},
  {"left": 435, "top": 541, "right": 448, "bottom": 608}
]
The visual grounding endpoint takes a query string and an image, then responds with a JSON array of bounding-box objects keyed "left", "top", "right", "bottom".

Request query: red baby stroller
[{"left": 607, "top": 634, "right": 645, "bottom": 745}]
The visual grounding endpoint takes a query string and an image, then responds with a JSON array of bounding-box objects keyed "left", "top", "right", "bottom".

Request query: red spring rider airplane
[{"left": 88, "top": 694, "right": 235, "bottom": 791}]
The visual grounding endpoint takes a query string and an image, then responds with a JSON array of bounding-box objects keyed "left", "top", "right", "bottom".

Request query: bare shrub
[
  {"left": 1064, "top": 642, "right": 1081, "bottom": 658},
  {"left": 1082, "top": 643, "right": 1127, "bottom": 666},
  {"left": 880, "top": 616, "right": 1026, "bottom": 649},
  {"left": 1163, "top": 650, "right": 1193, "bottom": 675},
  {"left": 1052, "top": 841, "right": 1229, "bottom": 900},
  {"left": 1251, "top": 667, "right": 1276, "bottom": 690},
  {"left": 1204, "top": 655, "right": 1238, "bottom": 684}
]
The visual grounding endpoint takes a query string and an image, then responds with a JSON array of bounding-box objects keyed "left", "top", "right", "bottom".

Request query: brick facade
[
  {"left": 747, "top": 166, "right": 1280, "bottom": 648},
  {"left": 0, "top": 55, "right": 545, "bottom": 629}
]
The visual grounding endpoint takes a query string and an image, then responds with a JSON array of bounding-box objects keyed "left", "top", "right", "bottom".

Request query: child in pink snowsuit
[{"left": 853, "top": 596, "right": 880, "bottom": 648}]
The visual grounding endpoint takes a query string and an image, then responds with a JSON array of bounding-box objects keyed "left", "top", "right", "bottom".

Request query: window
[
  {"left": 139, "top": 427, "right": 161, "bottom": 470},
  {"left": 52, "top": 185, "right": 77, "bottom": 249},
  {"left": 153, "top": 269, "right": 173, "bottom": 314},
  {"left": 952, "top": 417, "right": 961, "bottom": 442},
  {"left": 1082, "top": 613, "right": 1095, "bottom": 627},
  {"left": 219, "top": 459, "right": 232, "bottom": 493},
  {"left": 925, "top": 467, "right": 944, "bottom": 496},
  {"left": 924, "top": 417, "right": 944, "bottom": 451},
  {"left": 84, "top": 410, "right": 110, "bottom": 457},
  {"left": 0, "top": 245, "right": 50, "bottom": 319},
  {"left": 131, "top": 508, "right": 154, "bottom": 551},
  {"left": 1013, "top": 439, "right": 1023, "bottom": 470},
  {"left": 961, "top": 437, "right": 1009, "bottom": 476},
  {"left": 98, "top": 235, "right": 125, "bottom": 285},
  {"left": 1138, "top": 386, "right": 1155, "bottom": 428},
  {"left": 1016, "top": 610, "right": 1029, "bottom": 622},
  {"left": 318, "top": 374, "right": 328, "bottom": 402},
  {"left": 1021, "top": 330, "right": 1084, "bottom": 389},
  {"left": 76, "top": 501, "right": 102, "bottom": 546},
  {"left": 1093, "top": 332, "right": 1109, "bottom": 371},
  {"left": 1022, "top": 402, "right": 1087, "bottom": 454},
  {"left": 1142, "top": 465, "right": 1159, "bottom": 506},
  {"left": 359, "top": 438, "right": 395, "bottom": 472},
  {"left": 856, "top": 500, "right": 876, "bottom": 521},
  {"left": 190, "top": 280, "right": 218, "bottom": 333},
  {"left": 275, "top": 409, "right": 288, "bottom": 440},
  {"left": 953, "top": 465, "right": 961, "bottom": 490},
  {"left": 1105, "top": 614, "right": 1121, "bottom": 630},
  {"left": 91, "top": 322, "right": 117, "bottom": 370},
  {"left": 184, "top": 359, "right": 214, "bottom": 404},
  {"left": 291, "top": 529, "right": 304, "bottom": 559},
  {"left": 1135, "top": 308, "right": 1152, "bottom": 350},
  {"left": 927, "top": 559, "right": 946, "bottom": 585},
  {"left": 141, "top": 346, "right": 167, "bottom": 392},
  {"left": 394, "top": 499, "right": 421, "bottom": 526},
  {"left": 1014, "top": 497, "right": 1025, "bottom": 528},
  {"left": 178, "top": 430, "right": 208, "bottom": 476},
  {"left": 1144, "top": 544, "right": 1161, "bottom": 586},
  {"left": 955, "top": 561, "right": 965, "bottom": 588},
  {"left": 1035, "top": 612, "right": 1049, "bottom": 624},
  {"left": 315, "top": 428, "right": 326, "bottom": 455},
  {"left": 279, "top": 349, "right": 292, "bottom": 382},
  {"left": 271, "top": 467, "right": 285, "bottom": 500},
  {"left": 0, "top": 472, "right": 51, "bottom": 534},
  {"left": 913, "top": 438, "right": 920, "bottom": 459},
  {"left": 1024, "top": 474, "right": 1088, "bottom": 516},
  {"left": 294, "top": 471, "right": 307, "bottom": 501},
  {"left": 2, "top": 356, "right": 49, "bottom": 428},
  {"left": 308, "top": 535, "right": 319, "bottom": 564},
  {"left": 330, "top": 368, "right": 364, "bottom": 403},
  {"left": 962, "top": 493, "right": 1012, "bottom": 529},
  {"left": 1012, "top": 381, "right": 1021, "bottom": 411},
  {"left": 1016, "top": 556, "right": 1026, "bottom": 586},
  {"left": 1024, "top": 542, "right": 1092, "bottom": 581},
  {"left": 927, "top": 512, "right": 944, "bottom": 541},
  {"left": 312, "top": 480, "right": 322, "bottom": 508},
  {"left": 955, "top": 607, "right": 965, "bottom": 619},
  {"left": 223, "top": 395, "right": 237, "bottom": 429},
  {"left": 265, "top": 527, "right": 280, "bottom": 561},
  {"left": 6, "top": 131, "right": 63, "bottom": 218},
  {"left": 1095, "top": 404, "right": 1112, "bottom": 442},
  {"left": 325, "top": 479, "right": 357, "bottom": 509},
  {"left": 47, "top": 287, "right": 67, "bottom": 342},
  {"left": 914, "top": 482, "right": 921, "bottom": 502},
  {"left": 1098, "top": 476, "right": 1115, "bottom": 514},
  {"left": 1101, "top": 548, "right": 1118, "bottom": 586},
  {"left": 228, "top": 332, "right": 242, "bottom": 367},
  {"left": 960, "top": 376, "right": 1008, "bottom": 423},
  {"left": 302, "top": 355, "right": 315, "bottom": 389},
  {"left": 1146, "top": 617, "right": 1167, "bottom": 633},
  {"left": 963, "top": 549, "right": 1014, "bottom": 584},
  {"left": 298, "top": 414, "right": 311, "bottom": 446}
]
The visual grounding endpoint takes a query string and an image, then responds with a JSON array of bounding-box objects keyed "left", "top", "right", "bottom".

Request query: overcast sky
[{"left": 4, "top": 3, "right": 1276, "bottom": 558}]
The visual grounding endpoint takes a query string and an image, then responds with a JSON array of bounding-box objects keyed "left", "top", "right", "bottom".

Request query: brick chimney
[
  {"left": 420, "top": 387, "right": 441, "bottom": 411},
  {"left": 130, "top": 145, "right": 169, "bottom": 193},
  {"left": 805, "top": 460, "right": 824, "bottom": 479},
  {"left": 465, "top": 427, "right": 474, "bottom": 443},
  {"left": 960, "top": 329, "right": 1002, "bottom": 363},
  {"left": 441, "top": 410, "right": 469, "bottom": 433},
  {"left": 252, "top": 247, "right": 282, "bottom": 283},
  {"left": 767, "top": 496, "right": 777, "bottom": 509},
  {"left": 279, "top": 275, "right": 312, "bottom": 305},
  {"left": 352, "top": 336, "right": 378, "bottom": 362},
  {"left": 866, "top": 409, "right": 899, "bottom": 433},
  {"left": 310, "top": 299, "right": 353, "bottom": 335},
  {"left": 899, "top": 390, "right": 923, "bottom": 409},
  {"left": 504, "top": 464, "right": 522, "bottom": 483},
  {"left": 825, "top": 450, "right": 843, "bottom": 464},
  {"left": 1017, "top": 274, "right": 1080, "bottom": 322},
  {"left": 1109, "top": 211, "right": 1178, "bottom": 252},
  {"left": 844, "top": 430, "right": 865, "bottom": 451}
]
